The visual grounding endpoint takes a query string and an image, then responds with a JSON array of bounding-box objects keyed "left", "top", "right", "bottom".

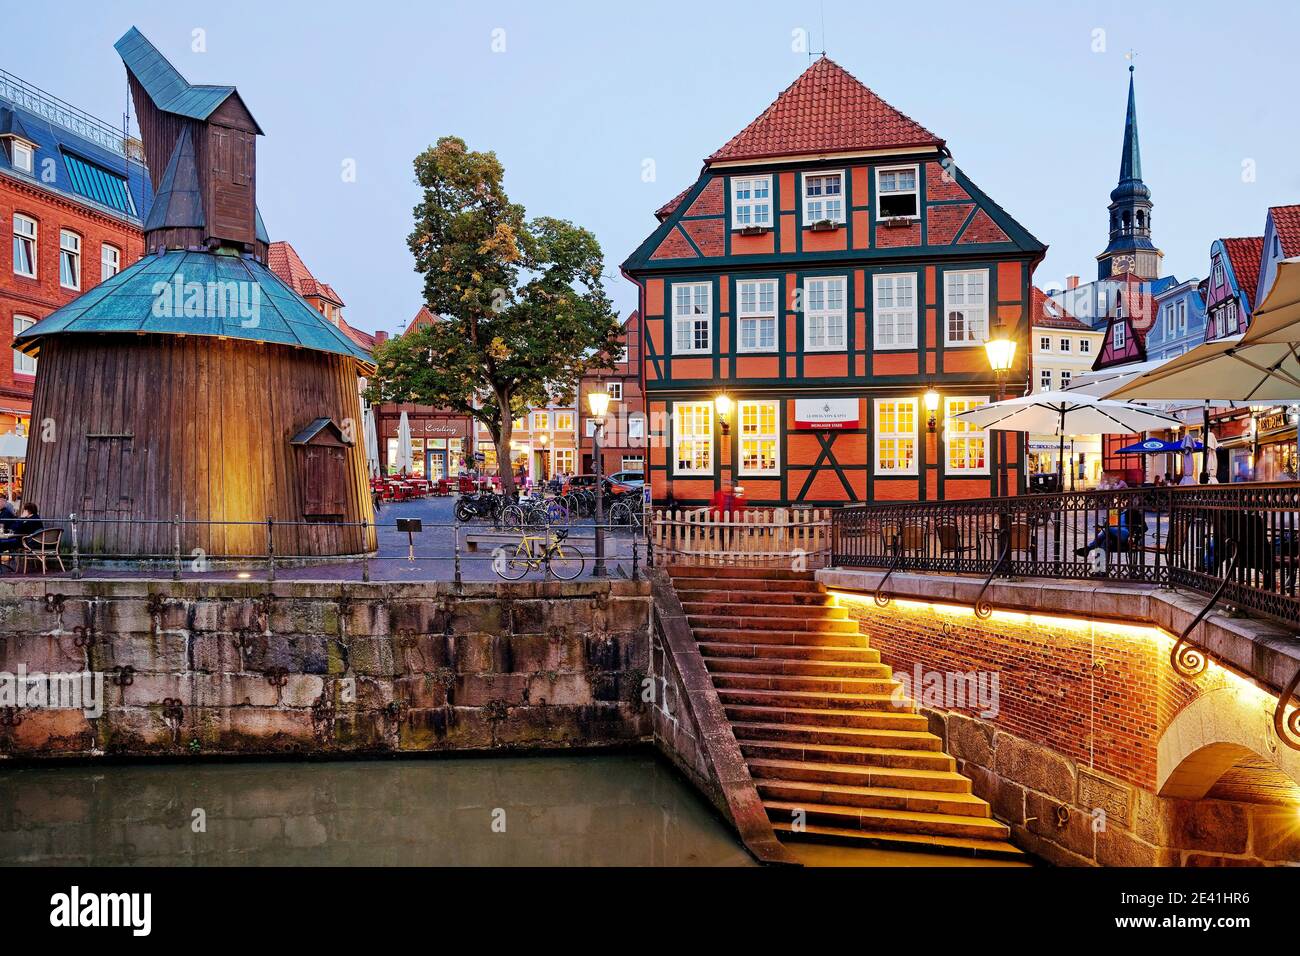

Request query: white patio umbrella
[
  {"left": 0, "top": 431, "right": 25, "bottom": 502},
  {"left": 395, "top": 411, "right": 414, "bottom": 475},
  {"left": 955, "top": 390, "right": 1180, "bottom": 486},
  {"left": 363, "top": 407, "right": 381, "bottom": 478}
]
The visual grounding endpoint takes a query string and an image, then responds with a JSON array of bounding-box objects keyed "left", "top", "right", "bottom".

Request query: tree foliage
[{"left": 368, "top": 136, "right": 621, "bottom": 495}]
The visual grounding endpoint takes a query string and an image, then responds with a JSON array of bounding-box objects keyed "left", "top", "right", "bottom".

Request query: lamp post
[
  {"left": 714, "top": 393, "right": 732, "bottom": 436},
  {"left": 924, "top": 388, "right": 940, "bottom": 434},
  {"left": 588, "top": 390, "right": 611, "bottom": 577},
  {"left": 984, "top": 321, "right": 1017, "bottom": 495}
]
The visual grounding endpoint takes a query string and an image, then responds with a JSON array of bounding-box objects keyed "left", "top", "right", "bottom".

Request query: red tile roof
[
  {"left": 267, "top": 241, "right": 345, "bottom": 306},
  {"left": 655, "top": 186, "right": 692, "bottom": 221},
  {"left": 1269, "top": 205, "right": 1300, "bottom": 258},
  {"left": 1031, "top": 286, "right": 1090, "bottom": 331},
  {"left": 403, "top": 306, "right": 437, "bottom": 336},
  {"left": 706, "top": 57, "right": 944, "bottom": 165},
  {"left": 1221, "top": 236, "right": 1266, "bottom": 310}
]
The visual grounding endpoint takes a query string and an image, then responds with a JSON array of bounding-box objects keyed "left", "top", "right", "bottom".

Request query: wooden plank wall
[{"left": 25, "top": 335, "right": 376, "bottom": 558}]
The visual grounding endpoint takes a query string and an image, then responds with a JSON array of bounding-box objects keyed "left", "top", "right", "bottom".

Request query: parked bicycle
[{"left": 492, "top": 528, "right": 584, "bottom": 580}]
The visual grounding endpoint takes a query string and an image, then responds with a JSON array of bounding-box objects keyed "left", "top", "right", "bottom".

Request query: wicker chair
[{"left": 22, "top": 528, "right": 64, "bottom": 574}]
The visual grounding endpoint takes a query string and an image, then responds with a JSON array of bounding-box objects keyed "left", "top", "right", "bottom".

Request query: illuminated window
[
  {"left": 874, "top": 273, "right": 916, "bottom": 349},
  {"left": 554, "top": 448, "right": 575, "bottom": 474},
  {"left": 738, "top": 400, "right": 779, "bottom": 476},
  {"left": 554, "top": 411, "right": 573, "bottom": 431},
  {"left": 672, "top": 282, "right": 711, "bottom": 353},
  {"left": 875, "top": 399, "right": 917, "bottom": 475},
  {"left": 944, "top": 269, "right": 987, "bottom": 345},
  {"left": 673, "top": 402, "right": 713, "bottom": 475},
  {"left": 944, "top": 396, "right": 989, "bottom": 475},
  {"left": 532, "top": 411, "right": 549, "bottom": 431},
  {"left": 803, "top": 171, "right": 844, "bottom": 225},
  {"left": 737, "top": 278, "right": 777, "bottom": 352},
  {"left": 621, "top": 456, "right": 644, "bottom": 472},
  {"left": 805, "top": 276, "right": 846, "bottom": 350},
  {"left": 731, "top": 176, "right": 772, "bottom": 229}
]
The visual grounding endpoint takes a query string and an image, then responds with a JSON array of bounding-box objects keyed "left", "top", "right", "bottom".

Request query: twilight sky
[{"left": 6, "top": 0, "right": 1297, "bottom": 335}]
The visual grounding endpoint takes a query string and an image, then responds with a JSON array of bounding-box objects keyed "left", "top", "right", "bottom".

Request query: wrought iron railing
[
  {"left": 0, "top": 68, "right": 130, "bottom": 158},
  {"left": 831, "top": 482, "right": 1300, "bottom": 628}
]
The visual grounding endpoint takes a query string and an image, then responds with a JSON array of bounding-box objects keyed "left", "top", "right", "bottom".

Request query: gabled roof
[
  {"left": 1220, "top": 236, "right": 1266, "bottom": 310},
  {"left": 655, "top": 186, "right": 691, "bottom": 222},
  {"left": 0, "top": 106, "right": 32, "bottom": 142},
  {"left": 267, "top": 241, "right": 344, "bottom": 306},
  {"left": 1031, "top": 286, "right": 1091, "bottom": 331},
  {"left": 1269, "top": 205, "right": 1300, "bottom": 258},
  {"left": 403, "top": 306, "right": 438, "bottom": 336},
  {"left": 705, "top": 56, "right": 943, "bottom": 165},
  {"left": 290, "top": 417, "right": 351, "bottom": 446},
  {"left": 115, "top": 27, "right": 263, "bottom": 133}
]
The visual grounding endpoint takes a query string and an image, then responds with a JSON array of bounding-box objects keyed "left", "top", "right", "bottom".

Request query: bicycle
[{"left": 493, "top": 528, "right": 584, "bottom": 580}]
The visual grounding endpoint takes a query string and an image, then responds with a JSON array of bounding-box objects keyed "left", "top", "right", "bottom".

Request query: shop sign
[{"left": 794, "top": 398, "right": 858, "bottom": 429}]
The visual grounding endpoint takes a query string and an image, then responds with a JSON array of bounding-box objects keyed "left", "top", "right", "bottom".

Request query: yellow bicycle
[{"left": 493, "top": 528, "right": 584, "bottom": 580}]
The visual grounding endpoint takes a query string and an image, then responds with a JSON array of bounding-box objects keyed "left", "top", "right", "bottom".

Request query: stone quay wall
[{"left": 0, "top": 578, "right": 651, "bottom": 758}]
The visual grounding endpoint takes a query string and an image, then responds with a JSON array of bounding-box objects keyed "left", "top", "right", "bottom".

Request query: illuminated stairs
[{"left": 668, "top": 564, "right": 1024, "bottom": 861}]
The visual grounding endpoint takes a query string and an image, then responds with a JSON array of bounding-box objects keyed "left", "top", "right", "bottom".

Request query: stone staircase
[{"left": 668, "top": 564, "right": 1024, "bottom": 861}]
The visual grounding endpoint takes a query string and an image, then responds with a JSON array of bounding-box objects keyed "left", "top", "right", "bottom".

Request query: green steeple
[{"left": 1118, "top": 65, "right": 1142, "bottom": 184}]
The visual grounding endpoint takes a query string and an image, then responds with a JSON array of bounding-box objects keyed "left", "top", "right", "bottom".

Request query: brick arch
[{"left": 1157, "top": 685, "right": 1300, "bottom": 800}]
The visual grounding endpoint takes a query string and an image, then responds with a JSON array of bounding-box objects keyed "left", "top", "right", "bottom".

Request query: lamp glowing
[
  {"left": 715, "top": 394, "right": 733, "bottom": 435},
  {"left": 984, "top": 322, "right": 1016, "bottom": 376},
  {"left": 587, "top": 390, "right": 611, "bottom": 419},
  {"left": 924, "top": 388, "right": 940, "bottom": 433}
]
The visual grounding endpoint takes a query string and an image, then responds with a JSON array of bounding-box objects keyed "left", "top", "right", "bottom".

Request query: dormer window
[
  {"left": 876, "top": 165, "right": 919, "bottom": 220},
  {"left": 731, "top": 176, "right": 772, "bottom": 230},
  {"left": 803, "top": 171, "right": 844, "bottom": 225},
  {"left": 1113, "top": 324, "right": 1126, "bottom": 350},
  {"left": 10, "top": 140, "right": 33, "bottom": 174}
]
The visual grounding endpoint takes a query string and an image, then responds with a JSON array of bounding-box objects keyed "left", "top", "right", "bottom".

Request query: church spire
[
  {"left": 1118, "top": 65, "right": 1142, "bottom": 185},
  {"left": 1097, "top": 64, "right": 1161, "bottom": 281}
]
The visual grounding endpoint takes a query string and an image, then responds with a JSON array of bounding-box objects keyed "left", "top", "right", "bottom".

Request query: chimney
[
  {"left": 1067, "top": 275, "right": 1081, "bottom": 290},
  {"left": 374, "top": 330, "right": 389, "bottom": 346}
]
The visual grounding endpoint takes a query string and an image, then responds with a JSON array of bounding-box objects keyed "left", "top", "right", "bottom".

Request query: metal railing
[{"left": 831, "top": 482, "right": 1300, "bottom": 628}]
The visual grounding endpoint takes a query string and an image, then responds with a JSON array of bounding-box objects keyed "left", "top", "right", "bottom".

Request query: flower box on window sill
[
  {"left": 883, "top": 216, "right": 917, "bottom": 229},
  {"left": 809, "top": 220, "right": 841, "bottom": 232},
  {"left": 735, "top": 226, "right": 771, "bottom": 236}
]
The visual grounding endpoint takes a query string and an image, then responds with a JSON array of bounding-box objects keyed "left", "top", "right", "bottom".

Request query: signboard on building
[{"left": 794, "top": 398, "right": 858, "bottom": 429}]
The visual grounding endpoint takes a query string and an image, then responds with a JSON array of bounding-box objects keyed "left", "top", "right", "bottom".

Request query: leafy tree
[{"left": 369, "top": 136, "right": 621, "bottom": 497}]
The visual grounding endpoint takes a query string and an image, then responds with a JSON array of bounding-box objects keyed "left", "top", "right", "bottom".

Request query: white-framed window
[
  {"left": 554, "top": 411, "right": 574, "bottom": 431},
  {"left": 532, "top": 411, "right": 549, "bottom": 431},
  {"left": 673, "top": 402, "right": 713, "bottom": 476},
  {"left": 738, "top": 400, "right": 780, "bottom": 476},
  {"left": 1113, "top": 324, "right": 1126, "bottom": 350},
  {"left": 585, "top": 419, "right": 598, "bottom": 438},
  {"left": 1177, "top": 300, "right": 1187, "bottom": 334},
  {"left": 873, "top": 273, "right": 917, "bottom": 350},
  {"left": 805, "top": 276, "right": 847, "bottom": 351},
  {"left": 737, "top": 278, "right": 778, "bottom": 353},
  {"left": 1080, "top": 339, "right": 1091, "bottom": 354},
  {"left": 731, "top": 176, "right": 772, "bottom": 229},
  {"left": 876, "top": 165, "right": 919, "bottom": 219},
  {"left": 943, "top": 269, "right": 988, "bottom": 345},
  {"left": 1059, "top": 370, "right": 1072, "bottom": 388},
  {"left": 1039, "top": 336, "right": 1051, "bottom": 351},
  {"left": 803, "top": 171, "right": 844, "bottom": 225},
  {"left": 1164, "top": 304, "right": 1176, "bottom": 335},
  {"left": 12, "top": 315, "right": 36, "bottom": 374},
  {"left": 944, "top": 396, "right": 989, "bottom": 475},
  {"left": 1039, "top": 368, "right": 1052, "bottom": 391},
  {"left": 672, "top": 282, "right": 711, "bottom": 354},
  {"left": 1225, "top": 300, "right": 1238, "bottom": 333},
  {"left": 12, "top": 214, "right": 36, "bottom": 278},
  {"left": 1059, "top": 338, "right": 1070, "bottom": 352},
  {"left": 605, "top": 382, "right": 622, "bottom": 401},
  {"left": 11, "top": 141, "right": 33, "bottom": 174},
  {"left": 554, "top": 448, "right": 575, "bottom": 474},
  {"left": 101, "top": 243, "right": 121, "bottom": 281},
  {"left": 1213, "top": 260, "right": 1224, "bottom": 286},
  {"left": 621, "top": 456, "right": 644, "bottom": 472},
  {"left": 59, "top": 229, "right": 81, "bottom": 290},
  {"left": 628, "top": 416, "right": 645, "bottom": 440},
  {"left": 874, "top": 398, "right": 917, "bottom": 475}
]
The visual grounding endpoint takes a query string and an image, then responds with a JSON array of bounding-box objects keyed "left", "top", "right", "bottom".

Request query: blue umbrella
[{"left": 1116, "top": 438, "right": 1203, "bottom": 454}]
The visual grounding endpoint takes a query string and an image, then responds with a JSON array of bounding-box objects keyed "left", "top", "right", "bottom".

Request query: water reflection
[{"left": 0, "top": 753, "right": 755, "bottom": 866}]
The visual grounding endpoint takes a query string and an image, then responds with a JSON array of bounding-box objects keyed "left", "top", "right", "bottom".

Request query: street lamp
[
  {"left": 587, "top": 389, "right": 611, "bottom": 577},
  {"left": 984, "top": 320, "right": 1017, "bottom": 497},
  {"left": 715, "top": 393, "right": 732, "bottom": 436},
  {"left": 924, "top": 388, "right": 940, "bottom": 433}
]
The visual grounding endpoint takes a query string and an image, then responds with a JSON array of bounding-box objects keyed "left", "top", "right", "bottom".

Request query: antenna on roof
[{"left": 819, "top": 0, "right": 827, "bottom": 56}]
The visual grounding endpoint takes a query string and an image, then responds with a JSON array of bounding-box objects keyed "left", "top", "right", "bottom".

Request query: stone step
[
  {"left": 756, "top": 778, "right": 990, "bottom": 817},
  {"left": 731, "top": 720, "right": 943, "bottom": 751},
  {"left": 669, "top": 577, "right": 825, "bottom": 594},
  {"left": 770, "top": 820, "right": 1026, "bottom": 861},
  {"left": 716, "top": 686, "right": 911, "bottom": 712},
  {"left": 712, "top": 671, "right": 904, "bottom": 697},
  {"left": 682, "top": 601, "right": 848, "bottom": 621},
  {"left": 667, "top": 565, "right": 816, "bottom": 581},
  {"left": 702, "top": 653, "right": 886, "bottom": 677},
  {"left": 675, "top": 588, "right": 834, "bottom": 607},
  {"left": 740, "top": 739, "right": 956, "bottom": 772},
  {"left": 688, "top": 613, "right": 858, "bottom": 634},
  {"left": 763, "top": 800, "right": 1011, "bottom": 841},
  {"left": 694, "top": 628, "right": 871, "bottom": 648},
  {"left": 725, "top": 703, "right": 927, "bottom": 732},
  {"left": 746, "top": 757, "right": 973, "bottom": 793},
  {"left": 697, "top": 642, "right": 880, "bottom": 663}
]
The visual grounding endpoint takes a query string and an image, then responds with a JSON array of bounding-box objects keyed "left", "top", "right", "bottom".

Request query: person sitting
[
  {"left": 1075, "top": 507, "right": 1146, "bottom": 557},
  {"left": 0, "top": 503, "right": 41, "bottom": 567},
  {"left": 0, "top": 499, "right": 18, "bottom": 534}
]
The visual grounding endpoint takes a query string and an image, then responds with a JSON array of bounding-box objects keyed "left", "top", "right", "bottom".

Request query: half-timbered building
[{"left": 623, "top": 57, "right": 1045, "bottom": 507}]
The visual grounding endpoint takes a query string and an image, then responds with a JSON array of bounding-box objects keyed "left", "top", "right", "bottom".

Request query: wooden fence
[{"left": 650, "top": 507, "right": 833, "bottom": 568}]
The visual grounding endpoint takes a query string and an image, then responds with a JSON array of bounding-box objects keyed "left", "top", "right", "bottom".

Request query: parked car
[
  {"left": 608, "top": 471, "right": 644, "bottom": 488},
  {"left": 562, "top": 474, "right": 636, "bottom": 496}
]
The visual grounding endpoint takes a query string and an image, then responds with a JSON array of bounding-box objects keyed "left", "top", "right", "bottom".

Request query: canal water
[{"left": 0, "top": 752, "right": 756, "bottom": 866}]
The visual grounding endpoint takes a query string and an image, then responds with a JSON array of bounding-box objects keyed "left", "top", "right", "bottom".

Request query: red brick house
[
  {"left": 578, "top": 311, "right": 646, "bottom": 476},
  {"left": 267, "top": 240, "right": 377, "bottom": 352},
  {"left": 622, "top": 57, "right": 1045, "bottom": 507}
]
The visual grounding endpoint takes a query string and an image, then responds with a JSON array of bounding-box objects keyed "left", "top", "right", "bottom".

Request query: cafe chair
[{"left": 21, "top": 528, "right": 64, "bottom": 575}]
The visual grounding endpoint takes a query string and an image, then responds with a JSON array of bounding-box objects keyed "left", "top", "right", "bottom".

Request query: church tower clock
[{"left": 1096, "top": 66, "right": 1163, "bottom": 280}]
